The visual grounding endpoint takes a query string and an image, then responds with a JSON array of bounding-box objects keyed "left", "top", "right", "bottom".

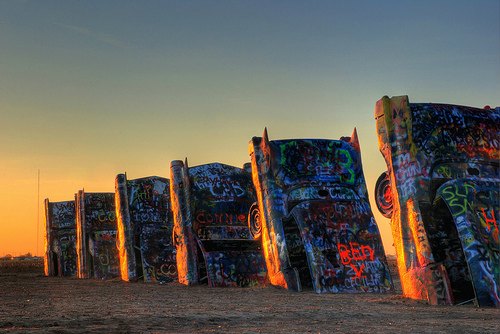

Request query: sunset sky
[{"left": 0, "top": 1, "right": 499, "bottom": 256}]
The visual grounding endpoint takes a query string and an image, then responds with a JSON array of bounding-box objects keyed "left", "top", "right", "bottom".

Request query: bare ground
[{"left": 0, "top": 269, "right": 498, "bottom": 334}]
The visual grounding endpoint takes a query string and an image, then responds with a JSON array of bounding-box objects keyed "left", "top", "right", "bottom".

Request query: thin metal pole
[{"left": 36, "top": 169, "right": 40, "bottom": 256}]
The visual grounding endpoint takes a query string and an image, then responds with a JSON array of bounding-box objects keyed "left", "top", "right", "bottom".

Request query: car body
[
  {"left": 248, "top": 129, "right": 393, "bottom": 293},
  {"left": 75, "top": 191, "right": 120, "bottom": 279},
  {"left": 374, "top": 95, "right": 499, "bottom": 307},
  {"left": 44, "top": 199, "right": 77, "bottom": 277},
  {"left": 170, "top": 160, "right": 267, "bottom": 287},
  {"left": 115, "top": 174, "right": 177, "bottom": 283}
]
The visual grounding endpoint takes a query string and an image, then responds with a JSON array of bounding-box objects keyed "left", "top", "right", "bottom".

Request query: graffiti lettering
[
  {"left": 335, "top": 148, "right": 355, "bottom": 184},
  {"left": 395, "top": 161, "right": 422, "bottom": 181},
  {"left": 398, "top": 178, "right": 417, "bottom": 199},
  {"left": 97, "top": 210, "right": 116, "bottom": 223},
  {"left": 193, "top": 173, "right": 248, "bottom": 201},
  {"left": 338, "top": 242, "right": 375, "bottom": 265},
  {"left": 195, "top": 212, "right": 246, "bottom": 225},
  {"left": 349, "top": 263, "right": 365, "bottom": 278},
  {"left": 441, "top": 183, "right": 475, "bottom": 217},
  {"left": 480, "top": 208, "right": 498, "bottom": 233},
  {"left": 435, "top": 165, "right": 452, "bottom": 178},
  {"left": 146, "top": 263, "right": 177, "bottom": 282},
  {"left": 344, "top": 275, "right": 382, "bottom": 289}
]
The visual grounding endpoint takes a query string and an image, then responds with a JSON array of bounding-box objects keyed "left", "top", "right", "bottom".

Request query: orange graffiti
[
  {"left": 481, "top": 208, "right": 499, "bottom": 243},
  {"left": 481, "top": 208, "right": 498, "bottom": 232}
]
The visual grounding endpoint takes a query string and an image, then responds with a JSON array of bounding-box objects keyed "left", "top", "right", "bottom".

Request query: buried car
[
  {"left": 248, "top": 128, "right": 393, "bottom": 293},
  {"left": 75, "top": 191, "right": 120, "bottom": 279},
  {"left": 115, "top": 174, "right": 177, "bottom": 283},
  {"left": 170, "top": 160, "right": 267, "bottom": 287},
  {"left": 44, "top": 199, "right": 77, "bottom": 277},
  {"left": 374, "top": 95, "right": 499, "bottom": 307}
]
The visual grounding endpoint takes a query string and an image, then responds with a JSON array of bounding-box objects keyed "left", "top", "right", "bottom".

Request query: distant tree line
[{"left": 0, "top": 252, "right": 36, "bottom": 260}]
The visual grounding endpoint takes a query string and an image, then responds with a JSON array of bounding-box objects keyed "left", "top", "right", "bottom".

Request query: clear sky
[{"left": 0, "top": 0, "right": 499, "bottom": 256}]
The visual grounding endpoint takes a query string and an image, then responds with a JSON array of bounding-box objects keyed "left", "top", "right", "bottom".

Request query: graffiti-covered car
[
  {"left": 75, "top": 191, "right": 120, "bottom": 279},
  {"left": 248, "top": 128, "right": 393, "bottom": 293},
  {"left": 170, "top": 160, "right": 267, "bottom": 287},
  {"left": 44, "top": 199, "right": 77, "bottom": 277},
  {"left": 374, "top": 95, "right": 499, "bottom": 307},
  {"left": 115, "top": 174, "right": 177, "bottom": 283}
]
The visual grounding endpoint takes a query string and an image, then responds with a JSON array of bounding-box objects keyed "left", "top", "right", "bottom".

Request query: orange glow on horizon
[{"left": 0, "top": 163, "right": 121, "bottom": 257}]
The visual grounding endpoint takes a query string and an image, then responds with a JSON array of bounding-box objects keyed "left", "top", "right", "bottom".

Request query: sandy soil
[{"left": 0, "top": 268, "right": 498, "bottom": 334}]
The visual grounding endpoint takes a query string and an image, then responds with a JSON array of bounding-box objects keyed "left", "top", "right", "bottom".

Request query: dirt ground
[{"left": 0, "top": 264, "right": 498, "bottom": 334}]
